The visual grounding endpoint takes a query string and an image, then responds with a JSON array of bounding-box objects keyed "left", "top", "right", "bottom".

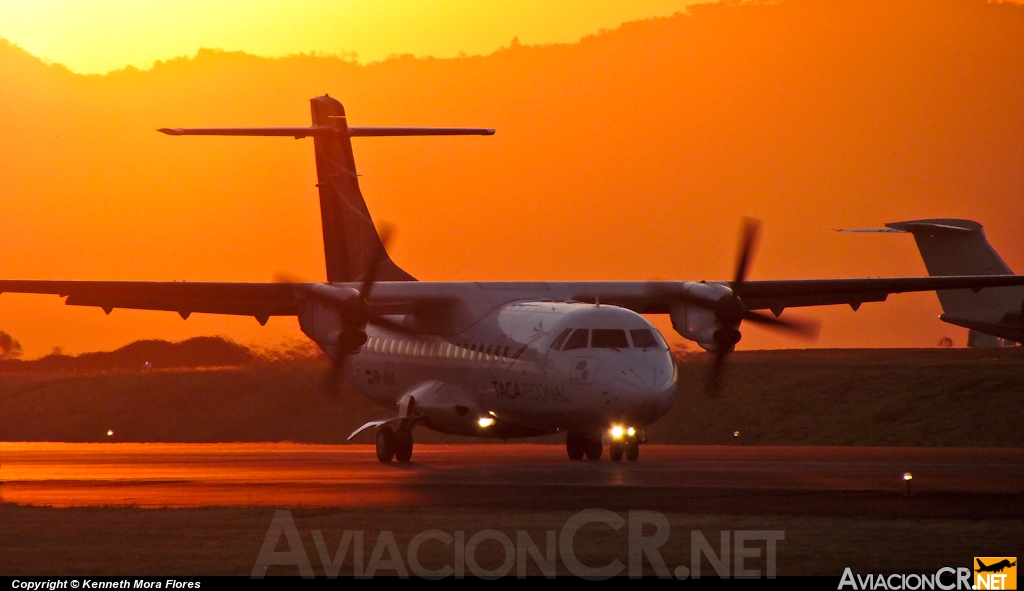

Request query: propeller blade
[
  {"left": 742, "top": 310, "right": 820, "bottom": 339},
  {"left": 732, "top": 217, "right": 760, "bottom": 294},
  {"left": 324, "top": 355, "right": 347, "bottom": 398},
  {"left": 706, "top": 350, "right": 728, "bottom": 396}
]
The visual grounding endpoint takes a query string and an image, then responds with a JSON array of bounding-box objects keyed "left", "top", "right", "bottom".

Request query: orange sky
[
  {"left": 1, "top": 0, "right": 1023, "bottom": 358},
  {"left": 0, "top": 0, "right": 704, "bottom": 74}
]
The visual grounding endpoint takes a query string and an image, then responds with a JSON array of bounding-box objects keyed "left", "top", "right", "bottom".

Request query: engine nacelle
[
  {"left": 297, "top": 285, "right": 365, "bottom": 359},
  {"left": 669, "top": 282, "right": 742, "bottom": 352}
]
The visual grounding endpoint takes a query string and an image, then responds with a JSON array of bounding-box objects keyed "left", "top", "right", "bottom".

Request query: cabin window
[
  {"left": 563, "top": 329, "right": 589, "bottom": 350},
  {"left": 551, "top": 328, "right": 572, "bottom": 351},
  {"left": 485, "top": 344, "right": 493, "bottom": 362},
  {"left": 592, "top": 329, "right": 629, "bottom": 349}
]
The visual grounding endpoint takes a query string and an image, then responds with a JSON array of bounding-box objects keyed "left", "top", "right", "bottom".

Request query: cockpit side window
[
  {"left": 630, "top": 328, "right": 666, "bottom": 350},
  {"left": 563, "top": 329, "right": 590, "bottom": 350},
  {"left": 551, "top": 328, "right": 572, "bottom": 351},
  {"left": 591, "top": 329, "right": 629, "bottom": 349},
  {"left": 629, "top": 329, "right": 658, "bottom": 349}
]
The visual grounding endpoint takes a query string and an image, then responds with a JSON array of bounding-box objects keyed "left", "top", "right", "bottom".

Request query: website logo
[{"left": 974, "top": 557, "right": 1016, "bottom": 590}]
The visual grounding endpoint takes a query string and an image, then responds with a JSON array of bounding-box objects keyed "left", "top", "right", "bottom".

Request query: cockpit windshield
[
  {"left": 562, "top": 329, "right": 589, "bottom": 350},
  {"left": 552, "top": 327, "right": 667, "bottom": 351},
  {"left": 591, "top": 329, "right": 628, "bottom": 349}
]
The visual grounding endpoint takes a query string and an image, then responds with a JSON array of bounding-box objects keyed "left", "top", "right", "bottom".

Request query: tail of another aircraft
[
  {"left": 841, "top": 219, "right": 1024, "bottom": 344},
  {"left": 159, "top": 95, "right": 493, "bottom": 283}
]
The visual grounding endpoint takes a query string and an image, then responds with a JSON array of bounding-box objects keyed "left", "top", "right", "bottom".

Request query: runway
[{"left": 1, "top": 443, "right": 1021, "bottom": 517}]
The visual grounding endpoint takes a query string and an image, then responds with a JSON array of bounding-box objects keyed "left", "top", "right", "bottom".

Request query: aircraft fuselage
[{"left": 301, "top": 295, "right": 677, "bottom": 439}]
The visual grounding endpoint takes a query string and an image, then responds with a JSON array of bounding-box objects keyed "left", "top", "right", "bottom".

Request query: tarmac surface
[{"left": 1, "top": 443, "right": 1021, "bottom": 517}]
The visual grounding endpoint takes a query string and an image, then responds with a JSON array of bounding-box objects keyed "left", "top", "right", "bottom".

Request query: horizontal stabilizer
[
  {"left": 158, "top": 126, "right": 494, "bottom": 138},
  {"left": 838, "top": 220, "right": 977, "bottom": 234}
]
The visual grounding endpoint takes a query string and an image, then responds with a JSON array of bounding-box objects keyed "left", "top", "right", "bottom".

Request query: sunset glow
[
  {"left": 0, "top": 0, "right": 702, "bottom": 74},
  {"left": 1, "top": 0, "right": 1022, "bottom": 357}
]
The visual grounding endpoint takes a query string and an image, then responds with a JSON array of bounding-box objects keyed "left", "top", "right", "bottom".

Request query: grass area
[{"left": 0, "top": 348, "right": 1021, "bottom": 446}]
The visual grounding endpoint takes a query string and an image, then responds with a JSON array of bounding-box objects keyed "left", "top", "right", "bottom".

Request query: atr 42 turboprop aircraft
[{"left": 6, "top": 96, "right": 1024, "bottom": 464}]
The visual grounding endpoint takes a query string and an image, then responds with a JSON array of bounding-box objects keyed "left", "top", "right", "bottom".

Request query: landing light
[
  {"left": 107, "top": 430, "right": 114, "bottom": 437},
  {"left": 611, "top": 426, "right": 624, "bottom": 440},
  {"left": 478, "top": 417, "right": 495, "bottom": 428}
]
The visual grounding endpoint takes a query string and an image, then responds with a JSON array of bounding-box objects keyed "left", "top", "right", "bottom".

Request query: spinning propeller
[
  {"left": 680, "top": 218, "right": 819, "bottom": 395},
  {"left": 322, "top": 224, "right": 415, "bottom": 395},
  {"left": 278, "top": 224, "right": 413, "bottom": 397}
]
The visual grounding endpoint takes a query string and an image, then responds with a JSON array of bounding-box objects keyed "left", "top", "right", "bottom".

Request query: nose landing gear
[
  {"left": 609, "top": 427, "right": 642, "bottom": 462},
  {"left": 610, "top": 437, "right": 640, "bottom": 461}
]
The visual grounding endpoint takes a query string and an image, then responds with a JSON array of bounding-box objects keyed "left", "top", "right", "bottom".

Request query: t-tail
[
  {"left": 159, "top": 95, "right": 494, "bottom": 283},
  {"left": 841, "top": 219, "right": 1023, "bottom": 345}
]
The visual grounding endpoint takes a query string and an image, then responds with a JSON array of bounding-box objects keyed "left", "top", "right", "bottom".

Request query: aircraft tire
[
  {"left": 565, "top": 432, "right": 585, "bottom": 460},
  {"left": 625, "top": 439, "right": 640, "bottom": 462},
  {"left": 610, "top": 441, "right": 625, "bottom": 462},
  {"left": 376, "top": 426, "right": 396, "bottom": 463},
  {"left": 584, "top": 434, "right": 603, "bottom": 461},
  {"left": 395, "top": 429, "right": 414, "bottom": 463}
]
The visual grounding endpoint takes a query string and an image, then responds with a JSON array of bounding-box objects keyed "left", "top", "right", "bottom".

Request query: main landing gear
[{"left": 376, "top": 423, "right": 415, "bottom": 464}]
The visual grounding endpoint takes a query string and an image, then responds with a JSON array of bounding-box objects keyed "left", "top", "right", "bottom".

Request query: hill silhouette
[
  {"left": 1, "top": 0, "right": 1023, "bottom": 355},
  {"left": 0, "top": 336, "right": 281, "bottom": 373}
]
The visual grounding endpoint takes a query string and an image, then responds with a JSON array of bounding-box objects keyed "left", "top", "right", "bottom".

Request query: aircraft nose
[{"left": 614, "top": 357, "right": 677, "bottom": 424}]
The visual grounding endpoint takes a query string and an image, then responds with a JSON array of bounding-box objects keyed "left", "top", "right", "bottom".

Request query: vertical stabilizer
[{"left": 310, "top": 96, "right": 414, "bottom": 283}]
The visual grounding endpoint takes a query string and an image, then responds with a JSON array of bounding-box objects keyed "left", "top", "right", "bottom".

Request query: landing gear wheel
[
  {"left": 566, "top": 432, "right": 585, "bottom": 460},
  {"left": 610, "top": 441, "right": 625, "bottom": 462},
  {"left": 394, "top": 428, "right": 414, "bottom": 463},
  {"left": 584, "top": 433, "right": 603, "bottom": 461},
  {"left": 375, "top": 426, "right": 396, "bottom": 464},
  {"left": 625, "top": 438, "right": 640, "bottom": 462}
]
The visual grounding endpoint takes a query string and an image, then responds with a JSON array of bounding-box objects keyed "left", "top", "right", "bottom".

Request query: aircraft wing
[
  {"left": 733, "top": 276, "right": 1024, "bottom": 313},
  {"left": 4, "top": 275, "right": 1024, "bottom": 324},
  {"left": 0, "top": 281, "right": 300, "bottom": 325},
  {"left": 542, "top": 275, "right": 1024, "bottom": 314}
]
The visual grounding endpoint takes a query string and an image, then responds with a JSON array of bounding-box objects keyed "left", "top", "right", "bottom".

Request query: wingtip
[{"left": 157, "top": 128, "right": 182, "bottom": 136}]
